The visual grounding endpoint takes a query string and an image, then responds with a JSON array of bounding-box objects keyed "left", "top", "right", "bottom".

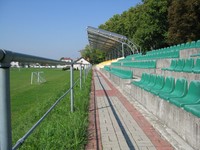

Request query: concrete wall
[{"left": 180, "top": 48, "right": 200, "bottom": 58}]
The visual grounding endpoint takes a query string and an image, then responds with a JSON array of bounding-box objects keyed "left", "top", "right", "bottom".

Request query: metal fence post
[
  {"left": 84, "top": 65, "right": 86, "bottom": 83},
  {"left": 70, "top": 64, "right": 74, "bottom": 112},
  {"left": 0, "top": 66, "right": 12, "bottom": 150},
  {"left": 86, "top": 64, "right": 89, "bottom": 77},
  {"left": 80, "top": 65, "right": 82, "bottom": 90},
  {"left": 85, "top": 64, "right": 87, "bottom": 79}
]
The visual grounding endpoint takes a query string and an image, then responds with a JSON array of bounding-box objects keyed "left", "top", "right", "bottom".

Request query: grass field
[{"left": 10, "top": 68, "right": 91, "bottom": 149}]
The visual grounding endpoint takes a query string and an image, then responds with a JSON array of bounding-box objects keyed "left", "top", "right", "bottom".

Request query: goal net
[{"left": 31, "top": 71, "right": 46, "bottom": 84}]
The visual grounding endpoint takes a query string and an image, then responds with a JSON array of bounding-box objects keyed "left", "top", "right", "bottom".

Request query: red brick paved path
[{"left": 86, "top": 69, "right": 173, "bottom": 150}]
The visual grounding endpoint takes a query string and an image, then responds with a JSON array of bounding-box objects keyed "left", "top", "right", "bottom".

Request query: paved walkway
[{"left": 86, "top": 69, "right": 173, "bottom": 150}]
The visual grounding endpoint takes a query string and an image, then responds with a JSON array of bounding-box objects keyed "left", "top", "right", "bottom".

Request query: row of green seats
[
  {"left": 149, "top": 40, "right": 200, "bottom": 54},
  {"left": 146, "top": 47, "right": 178, "bottom": 55},
  {"left": 151, "top": 50, "right": 178, "bottom": 59},
  {"left": 162, "top": 58, "right": 200, "bottom": 73},
  {"left": 132, "top": 73, "right": 200, "bottom": 117},
  {"left": 157, "top": 40, "right": 200, "bottom": 52},
  {"left": 190, "top": 53, "right": 200, "bottom": 57},
  {"left": 110, "top": 68, "right": 133, "bottom": 79},
  {"left": 178, "top": 40, "right": 200, "bottom": 50},
  {"left": 111, "top": 61, "right": 122, "bottom": 66},
  {"left": 124, "top": 55, "right": 135, "bottom": 61},
  {"left": 123, "top": 60, "right": 156, "bottom": 69},
  {"left": 118, "top": 56, "right": 133, "bottom": 62},
  {"left": 117, "top": 53, "right": 142, "bottom": 62},
  {"left": 135, "top": 50, "right": 179, "bottom": 60},
  {"left": 134, "top": 39, "right": 200, "bottom": 61},
  {"left": 103, "top": 65, "right": 111, "bottom": 71}
]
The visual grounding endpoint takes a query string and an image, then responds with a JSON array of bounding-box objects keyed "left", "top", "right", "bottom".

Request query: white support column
[{"left": 122, "top": 43, "right": 125, "bottom": 57}]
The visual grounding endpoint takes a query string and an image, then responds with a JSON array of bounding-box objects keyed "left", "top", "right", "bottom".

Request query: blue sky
[{"left": 0, "top": 0, "right": 141, "bottom": 60}]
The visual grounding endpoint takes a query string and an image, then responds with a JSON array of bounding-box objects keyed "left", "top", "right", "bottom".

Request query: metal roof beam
[{"left": 87, "top": 26, "right": 140, "bottom": 57}]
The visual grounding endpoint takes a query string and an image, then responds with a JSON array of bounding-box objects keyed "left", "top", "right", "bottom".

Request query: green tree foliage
[
  {"left": 168, "top": 0, "right": 200, "bottom": 45},
  {"left": 99, "top": 0, "right": 169, "bottom": 53},
  {"left": 99, "top": 14, "right": 126, "bottom": 35},
  {"left": 80, "top": 45, "right": 105, "bottom": 64},
  {"left": 134, "top": 0, "right": 169, "bottom": 51}
]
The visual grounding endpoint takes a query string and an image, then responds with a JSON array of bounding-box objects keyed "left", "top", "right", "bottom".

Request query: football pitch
[{"left": 10, "top": 68, "right": 91, "bottom": 149}]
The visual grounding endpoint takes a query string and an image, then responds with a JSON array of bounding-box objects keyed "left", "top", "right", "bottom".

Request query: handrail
[{"left": 0, "top": 49, "right": 71, "bottom": 66}]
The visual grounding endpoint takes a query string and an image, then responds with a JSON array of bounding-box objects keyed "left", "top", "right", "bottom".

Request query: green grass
[{"left": 10, "top": 68, "right": 91, "bottom": 149}]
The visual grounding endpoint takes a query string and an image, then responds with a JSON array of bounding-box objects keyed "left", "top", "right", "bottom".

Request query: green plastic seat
[
  {"left": 155, "top": 76, "right": 175, "bottom": 95},
  {"left": 132, "top": 73, "right": 147, "bottom": 86},
  {"left": 169, "top": 80, "right": 200, "bottom": 107},
  {"left": 193, "top": 58, "right": 200, "bottom": 73},
  {"left": 182, "top": 58, "right": 194, "bottom": 73},
  {"left": 180, "top": 43, "right": 185, "bottom": 50},
  {"left": 123, "top": 61, "right": 134, "bottom": 67},
  {"left": 110, "top": 68, "right": 132, "bottom": 79},
  {"left": 162, "top": 59, "right": 177, "bottom": 71},
  {"left": 196, "top": 40, "right": 200, "bottom": 48},
  {"left": 150, "top": 75, "right": 165, "bottom": 95},
  {"left": 174, "top": 59, "right": 185, "bottom": 72},
  {"left": 142, "top": 61, "right": 148, "bottom": 68},
  {"left": 176, "top": 44, "right": 181, "bottom": 51},
  {"left": 138, "top": 74, "right": 152, "bottom": 88},
  {"left": 159, "top": 78, "right": 187, "bottom": 100},
  {"left": 111, "top": 62, "right": 121, "bottom": 66},
  {"left": 189, "top": 41, "right": 196, "bottom": 48},
  {"left": 185, "top": 42, "right": 191, "bottom": 49},
  {"left": 149, "top": 60, "right": 156, "bottom": 68},
  {"left": 104, "top": 65, "right": 111, "bottom": 71},
  {"left": 167, "top": 50, "right": 179, "bottom": 58},
  {"left": 124, "top": 55, "right": 134, "bottom": 61},
  {"left": 165, "top": 51, "right": 172, "bottom": 59},
  {"left": 183, "top": 104, "right": 200, "bottom": 118},
  {"left": 143, "top": 74, "right": 157, "bottom": 91}
]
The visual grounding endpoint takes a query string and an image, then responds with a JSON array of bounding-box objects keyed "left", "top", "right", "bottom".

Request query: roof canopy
[{"left": 87, "top": 26, "right": 138, "bottom": 58}]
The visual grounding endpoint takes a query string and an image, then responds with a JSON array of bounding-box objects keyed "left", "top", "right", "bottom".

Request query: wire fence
[{"left": 0, "top": 49, "right": 91, "bottom": 150}]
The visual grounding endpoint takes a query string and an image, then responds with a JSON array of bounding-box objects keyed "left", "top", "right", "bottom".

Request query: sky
[{"left": 0, "top": 0, "right": 141, "bottom": 60}]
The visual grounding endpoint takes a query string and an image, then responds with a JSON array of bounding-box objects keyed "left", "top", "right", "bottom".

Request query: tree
[
  {"left": 99, "top": 0, "right": 169, "bottom": 53},
  {"left": 133, "top": 0, "right": 169, "bottom": 52},
  {"left": 168, "top": 0, "right": 200, "bottom": 45},
  {"left": 80, "top": 45, "right": 105, "bottom": 64}
]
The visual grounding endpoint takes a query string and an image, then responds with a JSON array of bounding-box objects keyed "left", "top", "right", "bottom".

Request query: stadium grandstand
[{"left": 87, "top": 26, "right": 200, "bottom": 150}]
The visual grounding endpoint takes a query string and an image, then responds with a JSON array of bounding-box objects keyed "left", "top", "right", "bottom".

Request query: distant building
[
  {"left": 60, "top": 57, "right": 73, "bottom": 62},
  {"left": 73, "top": 57, "right": 91, "bottom": 70},
  {"left": 57, "top": 57, "right": 73, "bottom": 68},
  {"left": 10, "top": 61, "right": 20, "bottom": 68},
  {"left": 57, "top": 57, "right": 91, "bottom": 70}
]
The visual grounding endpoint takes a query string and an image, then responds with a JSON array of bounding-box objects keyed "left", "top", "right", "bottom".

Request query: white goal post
[{"left": 31, "top": 71, "right": 46, "bottom": 84}]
